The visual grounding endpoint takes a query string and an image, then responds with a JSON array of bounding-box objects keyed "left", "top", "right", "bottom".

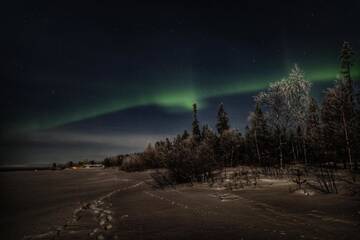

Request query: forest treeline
[{"left": 104, "top": 42, "right": 360, "bottom": 183}]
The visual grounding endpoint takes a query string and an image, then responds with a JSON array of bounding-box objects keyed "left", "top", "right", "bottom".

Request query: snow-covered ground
[{"left": 0, "top": 168, "right": 359, "bottom": 240}]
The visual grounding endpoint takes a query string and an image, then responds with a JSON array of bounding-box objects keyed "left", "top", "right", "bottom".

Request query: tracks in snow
[
  {"left": 143, "top": 190, "right": 219, "bottom": 217},
  {"left": 23, "top": 181, "right": 144, "bottom": 240}
]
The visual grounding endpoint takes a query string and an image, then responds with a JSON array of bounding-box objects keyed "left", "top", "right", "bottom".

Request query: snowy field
[{"left": 0, "top": 168, "right": 359, "bottom": 240}]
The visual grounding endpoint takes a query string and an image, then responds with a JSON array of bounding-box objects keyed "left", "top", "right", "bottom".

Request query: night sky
[{"left": 1, "top": 0, "right": 360, "bottom": 165}]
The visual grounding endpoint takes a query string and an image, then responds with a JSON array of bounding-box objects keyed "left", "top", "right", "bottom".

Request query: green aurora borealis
[
  {"left": 3, "top": 0, "right": 360, "bottom": 164},
  {"left": 9, "top": 64, "right": 360, "bottom": 133}
]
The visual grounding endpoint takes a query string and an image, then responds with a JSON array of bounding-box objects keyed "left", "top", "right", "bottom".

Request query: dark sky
[{"left": 1, "top": 0, "right": 360, "bottom": 165}]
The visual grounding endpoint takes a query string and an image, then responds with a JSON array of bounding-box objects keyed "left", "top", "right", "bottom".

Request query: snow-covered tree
[
  {"left": 286, "top": 64, "right": 312, "bottom": 129},
  {"left": 256, "top": 64, "right": 311, "bottom": 167},
  {"left": 256, "top": 80, "right": 288, "bottom": 168}
]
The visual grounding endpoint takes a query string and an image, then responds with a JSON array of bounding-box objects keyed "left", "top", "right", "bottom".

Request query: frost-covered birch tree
[{"left": 256, "top": 64, "right": 311, "bottom": 167}]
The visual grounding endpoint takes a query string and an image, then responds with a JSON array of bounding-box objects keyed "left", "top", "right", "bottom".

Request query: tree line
[{"left": 105, "top": 42, "right": 360, "bottom": 183}]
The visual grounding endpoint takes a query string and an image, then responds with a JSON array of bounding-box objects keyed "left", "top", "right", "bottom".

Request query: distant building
[{"left": 83, "top": 164, "right": 104, "bottom": 169}]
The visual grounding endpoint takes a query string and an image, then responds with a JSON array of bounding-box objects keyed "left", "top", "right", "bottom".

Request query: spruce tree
[
  {"left": 216, "top": 103, "right": 230, "bottom": 135},
  {"left": 192, "top": 103, "right": 201, "bottom": 142},
  {"left": 201, "top": 124, "right": 210, "bottom": 139},
  {"left": 340, "top": 41, "right": 354, "bottom": 89},
  {"left": 181, "top": 130, "right": 189, "bottom": 140}
]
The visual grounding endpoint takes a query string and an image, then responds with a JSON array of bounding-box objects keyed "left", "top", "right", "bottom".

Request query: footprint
[
  {"left": 101, "top": 218, "right": 108, "bottom": 224},
  {"left": 121, "top": 214, "right": 129, "bottom": 219},
  {"left": 97, "top": 234, "right": 105, "bottom": 240}
]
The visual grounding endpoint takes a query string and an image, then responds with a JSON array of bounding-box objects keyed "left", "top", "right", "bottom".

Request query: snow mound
[{"left": 293, "top": 189, "right": 315, "bottom": 196}]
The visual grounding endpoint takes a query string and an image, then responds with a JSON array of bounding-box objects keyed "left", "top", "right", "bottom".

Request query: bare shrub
[
  {"left": 290, "top": 168, "right": 307, "bottom": 190},
  {"left": 309, "top": 167, "right": 338, "bottom": 194},
  {"left": 149, "top": 170, "right": 175, "bottom": 189},
  {"left": 120, "top": 154, "right": 146, "bottom": 172}
]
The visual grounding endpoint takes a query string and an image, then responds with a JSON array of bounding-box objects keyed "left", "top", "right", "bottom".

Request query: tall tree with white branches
[{"left": 256, "top": 64, "right": 311, "bottom": 167}]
